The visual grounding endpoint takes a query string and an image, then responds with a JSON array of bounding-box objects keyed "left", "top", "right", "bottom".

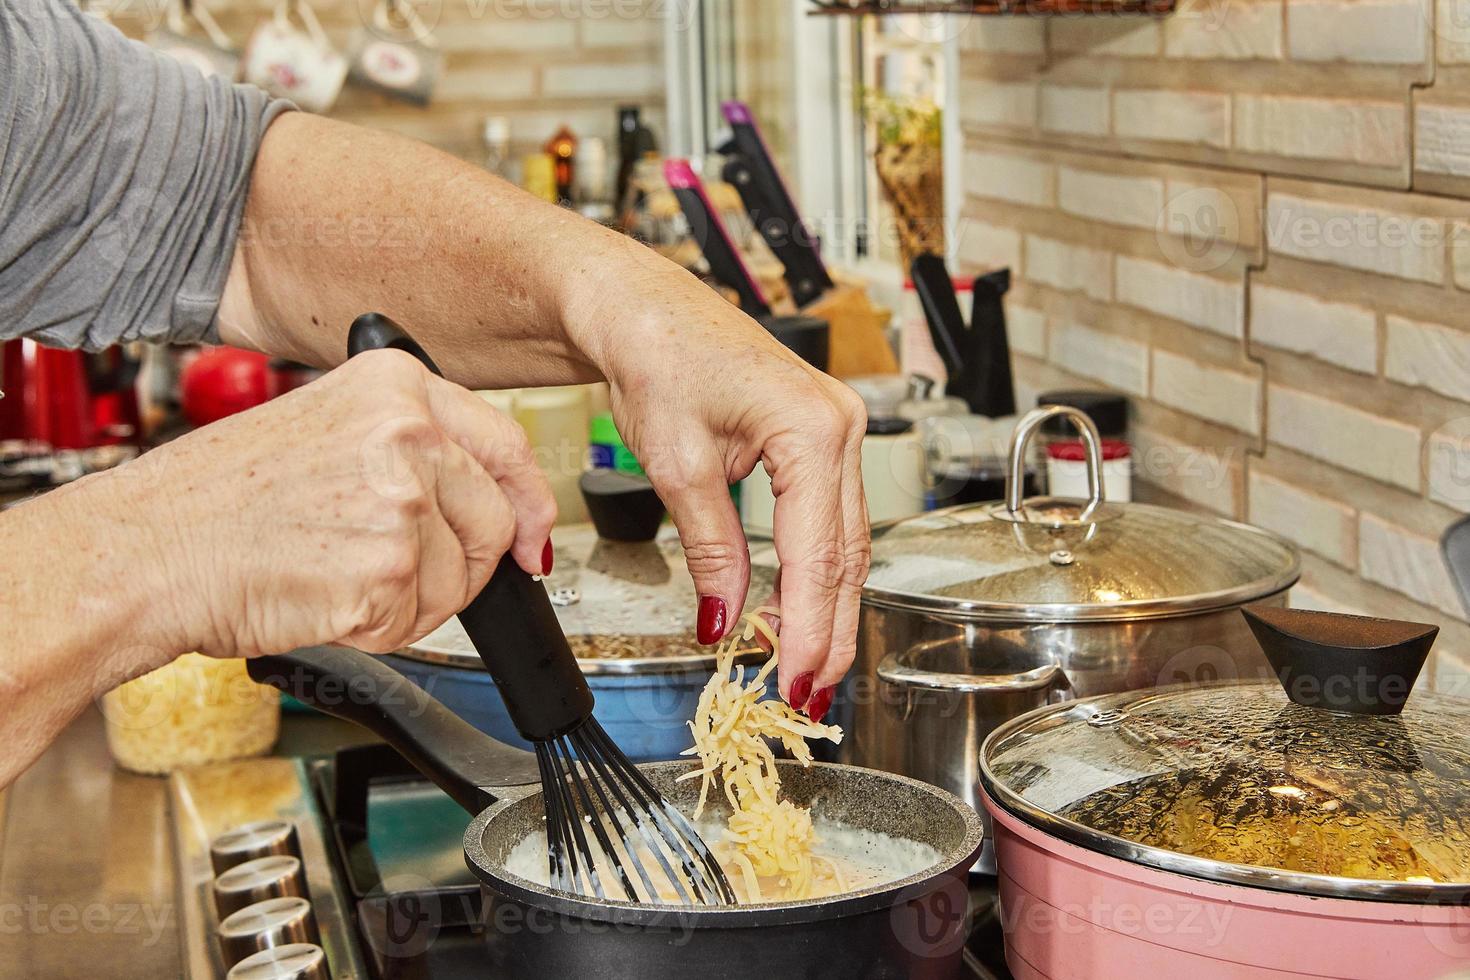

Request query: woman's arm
[
  {"left": 0, "top": 468, "right": 191, "bottom": 785},
  {"left": 217, "top": 114, "right": 870, "bottom": 707},
  {"left": 0, "top": 351, "right": 556, "bottom": 786}
]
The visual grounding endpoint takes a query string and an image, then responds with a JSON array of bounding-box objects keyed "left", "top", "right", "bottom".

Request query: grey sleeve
[{"left": 0, "top": 0, "right": 293, "bottom": 350}]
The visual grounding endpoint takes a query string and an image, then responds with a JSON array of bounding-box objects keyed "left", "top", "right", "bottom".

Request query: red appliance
[
  {"left": 179, "top": 347, "right": 272, "bottom": 427},
  {"left": 0, "top": 339, "right": 140, "bottom": 450}
]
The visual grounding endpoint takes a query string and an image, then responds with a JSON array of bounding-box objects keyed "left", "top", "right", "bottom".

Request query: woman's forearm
[
  {"left": 216, "top": 111, "right": 673, "bottom": 387},
  {"left": 212, "top": 112, "right": 871, "bottom": 703},
  {"left": 0, "top": 469, "right": 188, "bottom": 785}
]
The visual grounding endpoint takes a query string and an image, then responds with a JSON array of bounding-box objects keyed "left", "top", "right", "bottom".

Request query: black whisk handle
[
  {"left": 348, "top": 312, "right": 443, "bottom": 372},
  {"left": 347, "top": 313, "right": 595, "bottom": 741},
  {"left": 458, "top": 565, "right": 594, "bottom": 740}
]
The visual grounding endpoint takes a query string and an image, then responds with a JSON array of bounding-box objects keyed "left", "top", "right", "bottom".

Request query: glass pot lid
[
  {"left": 402, "top": 523, "right": 774, "bottom": 673},
  {"left": 864, "top": 502, "right": 1300, "bottom": 620},
  {"left": 863, "top": 405, "right": 1299, "bottom": 621},
  {"left": 980, "top": 634, "right": 1470, "bottom": 902}
]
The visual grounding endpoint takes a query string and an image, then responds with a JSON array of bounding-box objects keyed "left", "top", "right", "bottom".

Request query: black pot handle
[
  {"left": 345, "top": 313, "right": 595, "bottom": 742},
  {"left": 247, "top": 647, "right": 541, "bottom": 813}
]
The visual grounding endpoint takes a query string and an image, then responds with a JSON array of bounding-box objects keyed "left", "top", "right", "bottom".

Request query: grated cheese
[{"left": 679, "top": 608, "right": 843, "bottom": 899}]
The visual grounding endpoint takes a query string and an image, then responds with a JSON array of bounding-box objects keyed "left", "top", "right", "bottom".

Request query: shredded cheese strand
[{"left": 680, "top": 610, "right": 843, "bottom": 899}]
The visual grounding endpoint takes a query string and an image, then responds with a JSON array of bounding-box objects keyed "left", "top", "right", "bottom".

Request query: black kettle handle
[
  {"left": 345, "top": 313, "right": 595, "bottom": 741},
  {"left": 247, "top": 647, "right": 541, "bottom": 812}
]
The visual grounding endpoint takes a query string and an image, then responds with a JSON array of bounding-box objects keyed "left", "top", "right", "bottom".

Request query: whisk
[{"left": 349, "top": 314, "right": 736, "bottom": 907}]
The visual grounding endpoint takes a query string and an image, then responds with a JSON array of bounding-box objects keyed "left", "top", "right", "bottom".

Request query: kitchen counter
[{"left": 0, "top": 704, "right": 374, "bottom": 978}]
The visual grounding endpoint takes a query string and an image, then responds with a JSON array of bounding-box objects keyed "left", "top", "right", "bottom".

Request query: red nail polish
[
  {"left": 806, "top": 686, "right": 835, "bottom": 724},
  {"left": 541, "top": 539, "right": 554, "bottom": 576},
  {"left": 697, "top": 595, "right": 727, "bottom": 645},
  {"left": 789, "top": 671, "right": 815, "bottom": 711}
]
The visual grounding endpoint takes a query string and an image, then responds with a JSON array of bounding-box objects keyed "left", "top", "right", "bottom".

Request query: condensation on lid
[
  {"left": 863, "top": 500, "right": 1299, "bottom": 619},
  {"left": 981, "top": 682, "right": 1470, "bottom": 898},
  {"left": 402, "top": 523, "right": 777, "bottom": 668}
]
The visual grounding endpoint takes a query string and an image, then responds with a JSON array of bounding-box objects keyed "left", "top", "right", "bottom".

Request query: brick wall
[
  {"left": 113, "top": 0, "right": 667, "bottom": 162},
  {"left": 954, "top": 4, "right": 1470, "bottom": 690}
]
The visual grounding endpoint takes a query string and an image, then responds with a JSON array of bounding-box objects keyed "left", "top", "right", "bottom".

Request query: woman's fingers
[
  {"left": 765, "top": 426, "right": 847, "bottom": 704},
  {"left": 753, "top": 568, "right": 782, "bottom": 655},
  {"left": 427, "top": 438, "right": 518, "bottom": 610},
  {"left": 822, "top": 410, "right": 871, "bottom": 690},
  {"left": 424, "top": 376, "right": 557, "bottom": 576},
  {"left": 644, "top": 438, "right": 751, "bottom": 646}
]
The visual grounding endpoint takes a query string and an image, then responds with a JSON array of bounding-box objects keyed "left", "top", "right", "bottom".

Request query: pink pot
[{"left": 983, "top": 789, "right": 1470, "bottom": 980}]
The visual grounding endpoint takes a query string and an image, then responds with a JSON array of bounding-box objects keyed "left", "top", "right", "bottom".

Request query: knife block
[{"left": 801, "top": 283, "right": 897, "bottom": 378}]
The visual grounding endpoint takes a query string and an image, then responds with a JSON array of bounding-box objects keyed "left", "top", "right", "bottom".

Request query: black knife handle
[
  {"left": 909, "top": 253, "right": 967, "bottom": 380},
  {"left": 346, "top": 313, "right": 595, "bottom": 741}
]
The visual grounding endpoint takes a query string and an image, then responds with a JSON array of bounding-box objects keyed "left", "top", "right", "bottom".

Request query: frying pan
[{"left": 249, "top": 647, "right": 984, "bottom": 978}]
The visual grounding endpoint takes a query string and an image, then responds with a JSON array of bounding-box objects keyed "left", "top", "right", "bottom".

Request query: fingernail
[
  {"left": 806, "top": 686, "right": 835, "bottom": 724},
  {"left": 541, "top": 539, "right": 554, "bottom": 576},
  {"left": 789, "top": 671, "right": 815, "bottom": 711},
  {"left": 696, "top": 595, "right": 727, "bottom": 645}
]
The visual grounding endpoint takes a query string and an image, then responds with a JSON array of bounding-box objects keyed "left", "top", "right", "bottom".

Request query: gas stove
[{"left": 169, "top": 744, "right": 1011, "bottom": 978}]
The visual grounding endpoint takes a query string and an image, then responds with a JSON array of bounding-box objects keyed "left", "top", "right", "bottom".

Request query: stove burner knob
[
  {"left": 226, "top": 943, "right": 328, "bottom": 980},
  {"left": 210, "top": 820, "right": 300, "bottom": 875},
  {"left": 214, "top": 854, "right": 308, "bottom": 918},
  {"left": 217, "top": 896, "right": 320, "bottom": 967}
]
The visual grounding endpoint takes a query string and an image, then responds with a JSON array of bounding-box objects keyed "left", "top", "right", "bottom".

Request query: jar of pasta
[{"left": 102, "top": 653, "right": 280, "bottom": 775}]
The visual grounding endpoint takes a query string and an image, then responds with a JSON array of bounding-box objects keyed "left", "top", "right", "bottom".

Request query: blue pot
[{"left": 381, "top": 652, "right": 775, "bottom": 763}]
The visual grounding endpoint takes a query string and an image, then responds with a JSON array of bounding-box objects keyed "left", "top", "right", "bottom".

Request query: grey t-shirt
[{"left": 1, "top": 0, "right": 290, "bottom": 350}]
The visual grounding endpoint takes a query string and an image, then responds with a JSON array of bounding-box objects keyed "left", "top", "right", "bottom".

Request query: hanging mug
[
  {"left": 346, "top": 0, "right": 441, "bottom": 106},
  {"left": 243, "top": 0, "right": 348, "bottom": 113},
  {"left": 146, "top": 0, "right": 240, "bottom": 81}
]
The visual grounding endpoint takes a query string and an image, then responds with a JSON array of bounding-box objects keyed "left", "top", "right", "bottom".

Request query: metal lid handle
[{"left": 1006, "top": 404, "right": 1106, "bottom": 521}]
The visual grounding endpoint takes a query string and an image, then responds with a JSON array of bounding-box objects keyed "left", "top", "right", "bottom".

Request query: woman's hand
[
  {"left": 566, "top": 251, "right": 870, "bottom": 719},
  {"left": 0, "top": 348, "right": 554, "bottom": 786},
  {"left": 130, "top": 348, "right": 557, "bottom": 660}
]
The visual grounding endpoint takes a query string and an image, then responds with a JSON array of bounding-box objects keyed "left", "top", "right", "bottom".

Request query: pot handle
[
  {"left": 249, "top": 647, "right": 542, "bottom": 814},
  {"left": 1005, "top": 404, "right": 1105, "bottom": 522},
  {"left": 876, "top": 651, "right": 1063, "bottom": 695}
]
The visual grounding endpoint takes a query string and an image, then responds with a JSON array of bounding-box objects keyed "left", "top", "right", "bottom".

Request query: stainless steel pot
[{"left": 841, "top": 406, "right": 1301, "bottom": 868}]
